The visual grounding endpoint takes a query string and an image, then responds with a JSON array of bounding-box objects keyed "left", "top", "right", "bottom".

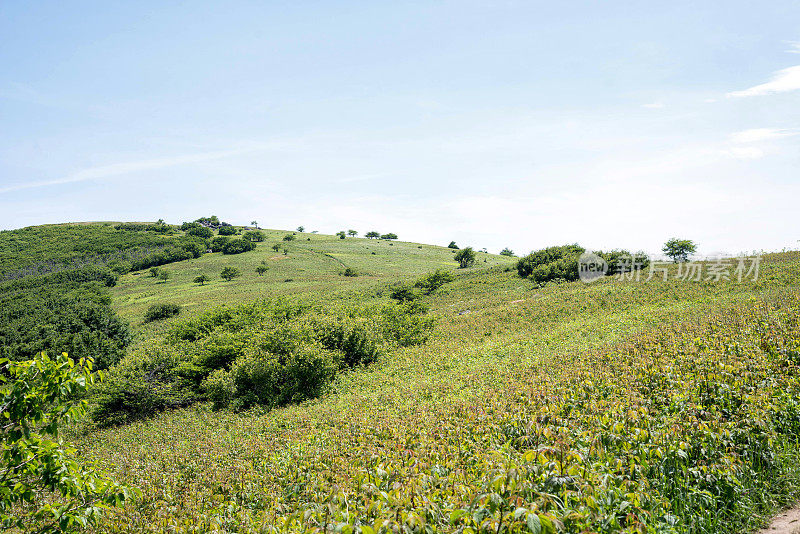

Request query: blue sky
[{"left": 1, "top": 1, "right": 798, "bottom": 256}]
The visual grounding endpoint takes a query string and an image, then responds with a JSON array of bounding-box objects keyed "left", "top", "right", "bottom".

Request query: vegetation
[
  {"left": 0, "top": 353, "right": 131, "bottom": 531},
  {"left": 220, "top": 266, "right": 241, "bottom": 281},
  {"left": 143, "top": 303, "right": 181, "bottom": 323},
  {"left": 244, "top": 230, "right": 264, "bottom": 242},
  {"left": 193, "top": 274, "right": 210, "bottom": 286},
  {"left": 186, "top": 226, "right": 214, "bottom": 239},
  {"left": 516, "top": 245, "right": 650, "bottom": 284},
  {"left": 455, "top": 246, "right": 477, "bottom": 268},
  {"left": 663, "top": 237, "right": 698, "bottom": 263},
  {"left": 221, "top": 238, "right": 256, "bottom": 255},
  {"left": 255, "top": 263, "right": 269, "bottom": 276},
  {"left": 218, "top": 226, "right": 238, "bottom": 236},
  {"left": 500, "top": 247, "right": 515, "bottom": 256},
  {"left": 381, "top": 233, "right": 398, "bottom": 240},
  {"left": 283, "top": 233, "right": 296, "bottom": 242},
  {"left": 365, "top": 231, "right": 380, "bottom": 239},
  {"left": 347, "top": 229, "right": 358, "bottom": 237},
  {"left": 343, "top": 267, "right": 358, "bottom": 277},
  {"left": 448, "top": 240, "right": 459, "bottom": 249}
]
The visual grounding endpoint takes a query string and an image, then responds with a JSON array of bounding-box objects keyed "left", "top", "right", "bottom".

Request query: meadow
[{"left": 66, "top": 237, "right": 800, "bottom": 533}]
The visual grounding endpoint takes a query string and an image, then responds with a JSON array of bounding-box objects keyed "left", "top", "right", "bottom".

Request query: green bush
[
  {"left": 454, "top": 247, "right": 476, "bottom": 268},
  {"left": 222, "top": 238, "right": 256, "bottom": 255},
  {"left": 143, "top": 303, "right": 181, "bottom": 322},
  {"left": 414, "top": 269, "right": 455, "bottom": 294},
  {"left": 516, "top": 244, "right": 584, "bottom": 282},
  {"left": 187, "top": 227, "right": 213, "bottom": 239},
  {"left": 343, "top": 267, "right": 358, "bottom": 277},
  {"left": 218, "top": 226, "right": 238, "bottom": 236},
  {"left": 208, "top": 235, "right": 231, "bottom": 252},
  {"left": 389, "top": 283, "right": 420, "bottom": 302}
]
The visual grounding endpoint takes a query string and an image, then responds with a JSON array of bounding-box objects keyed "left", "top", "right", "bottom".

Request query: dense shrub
[
  {"left": 343, "top": 267, "right": 358, "bottom": 277},
  {"left": 143, "top": 303, "right": 181, "bottom": 322},
  {"left": 218, "top": 226, "right": 238, "bottom": 236},
  {"left": 208, "top": 235, "right": 230, "bottom": 252},
  {"left": 454, "top": 247, "right": 476, "bottom": 268},
  {"left": 222, "top": 238, "right": 256, "bottom": 255},
  {"left": 414, "top": 269, "right": 455, "bottom": 294},
  {"left": 187, "top": 227, "right": 213, "bottom": 239},
  {"left": 92, "top": 299, "right": 434, "bottom": 423},
  {"left": 516, "top": 244, "right": 584, "bottom": 282},
  {"left": 389, "top": 283, "right": 420, "bottom": 302}
]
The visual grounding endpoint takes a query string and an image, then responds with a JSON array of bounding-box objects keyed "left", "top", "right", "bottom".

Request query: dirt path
[{"left": 759, "top": 506, "right": 800, "bottom": 534}]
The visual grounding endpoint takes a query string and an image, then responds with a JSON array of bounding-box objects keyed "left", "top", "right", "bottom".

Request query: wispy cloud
[
  {"left": 727, "top": 65, "right": 800, "bottom": 97},
  {"left": 641, "top": 102, "right": 665, "bottom": 109},
  {"left": 0, "top": 144, "right": 286, "bottom": 195},
  {"left": 785, "top": 41, "right": 800, "bottom": 54},
  {"left": 729, "top": 128, "right": 798, "bottom": 144}
]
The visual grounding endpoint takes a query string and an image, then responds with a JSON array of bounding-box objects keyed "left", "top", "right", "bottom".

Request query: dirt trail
[{"left": 759, "top": 506, "right": 800, "bottom": 534}]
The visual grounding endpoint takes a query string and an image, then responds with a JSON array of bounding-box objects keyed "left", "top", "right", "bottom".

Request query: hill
[{"left": 5, "top": 221, "right": 800, "bottom": 533}]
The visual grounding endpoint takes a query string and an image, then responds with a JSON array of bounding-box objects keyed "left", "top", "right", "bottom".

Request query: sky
[{"left": 1, "top": 1, "right": 799, "bottom": 256}]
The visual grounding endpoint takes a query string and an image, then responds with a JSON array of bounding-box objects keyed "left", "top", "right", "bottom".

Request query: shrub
[
  {"left": 516, "top": 244, "right": 584, "bottom": 282},
  {"left": 193, "top": 274, "right": 210, "bottom": 285},
  {"left": 414, "top": 269, "right": 455, "bottom": 294},
  {"left": 283, "top": 234, "right": 295, "bottom": 242},
  {"left": 389, "top": 283, "right": 420, "bottom": 302},
  {"left": 220, "top": 266, "right": 240, "bottom": 281},
  {"left": 0, "top": 353, "right": 132, "bottom": 529},
  {"left": 144, "top": 303, "right": 181, "bottom": 322},
  {"left": 500, "top": 247, "right": 515, "bottom": 257},
  {"left": 221, "top": 238, "right": 255, "bottom": 255},
  {"left": 208, "top": 235, "right": 230, "bottom": 252},
  {"left": 157, "top": 269, "right": 169, "bottom": 283},
  {"left": 244, "top": 230, "right": 264, "bottom": 242},
  {"left": 343, "top": 267, "right": 358, "bottom": 277},
  {"left": 381, "top": 233, "right": 398, "bottom": 240},
  {"left": 454, "top": 247, "right": 476, "bottom": 268},
  {"left": 448, "top": 241, "right": 459, "bottom": 249},
  {"left": 365, "top": 231, "right": 380, "bottom": 239},
  {"left": 187, "top": 227, "right": 213, "bottom": 239},
  {"left": 256, "top": 264, "right": 269, "bottom": 276},
  {"left": 662, "top": 238, "right": 697, "bottom": 263},
  {"left": 149, "top": 266, "right": 161, "bottom": 277},
  {"left": 336, "top": 231, "right": 346, "bottom": 239},
  {"left": 218, "top": 226, "right": 238, "bottom": 236}
]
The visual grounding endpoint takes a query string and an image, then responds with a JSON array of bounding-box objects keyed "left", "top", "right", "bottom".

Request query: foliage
[
  {"left": 218, "top": 226, "right": 238, "bottom": 236},
  {"left": 663, "top": 237, "right": 697, "bottom": 263},
  {"left": 194, "top": 216, "right": 220, "bottom": 226},
  {"left": 271, "top": 243, "right": 281, "bottom": 252},
  {"left": 283, "top": 234, "right": 296, "bottom": 242},
  {"left": 455, "top": 246, "right": 477, "bottom": 268},
  {"left": 413, "top": 268, "right": 455, "bottom": 294},
  {"left": 255, "top": 264, "right": 269, "bottom": 276},
  {"left": 448, "top": 240, "right": 459, "bottom": 249},
  {"left": 244, "top": 230, "right": 264, "bottom": 242},
  {"left": 380, "top": 233, "right": 398, "bottom": 240},
  {"left": 389, "top": 283, "right": 420, "bottom": 303},
  {"left": 343, "top": 267, "right": 358, "bottom": 277},
  {"left": 516, "top": 244, "right": 585, "bottom": 282},
  {"left": 114, "top": 220, "right": 172, "bottom": 234},
  {"left": 365, "top": 231, "right": 380, "bottom": 239},
  {"left": 500, "top": 247, "right": 515, "bottom": 256},
  {"left": 347, "top": 230, "right": 358, "bottom": 237},
  {"left": 0, "top": 267, "right": 129, "bottom": 370},
  {"left": 220, "top": 267, "right": 241, "bottom": 281},
  {"left": 336, "top": 231, "right": 346, "bottom": 239},
  {"left": 143, "top": 303, "right": 181, "bottom": 323},
  {"left": 296, "top": 226, "right": 305, "bottom": 233},
  {"left": 221, "top": 238, "right": 256, "bottom": 255},
  {"left": 157, "top": 269, "right": 170, "bottom": 283},
  {"left": 0, "top": 353, "right": 132, "bottom": 531},
  {"left": 193, "top": 274, "right": 210, "bottom": 286},
  {"left": 93, "top": 299, "right": 435, "bottom": 423},
  {"left": 208, "top": 235, "right": 231, "bottom": 253},
  {"left": 187, "top": 226, "right": 214, "bottom": 239}
]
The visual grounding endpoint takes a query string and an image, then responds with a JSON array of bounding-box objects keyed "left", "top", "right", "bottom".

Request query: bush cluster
[
  {"left": 143, "top": 303, "right": 181, "bottom": 323},
  {"left": 92, "top": 299, "right": 435, "bottom": 424},
  {"left": 516, "top": 244, "right": 650, "bottom": 284}
]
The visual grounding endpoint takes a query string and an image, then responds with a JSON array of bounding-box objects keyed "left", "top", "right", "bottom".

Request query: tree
[
  {"left": 244, "top": 230, "right": 264, "bottom": 242},
  {"left": 251, "top": 220, "right": 258, "bottom": 228},
  {"left": 500, "top": 248, "right": 515, "bottom": 257},
  {"left": 193, "top": 274, "right": 210, "bottom": 286},
  {"left": 149, "top": 266, "right": 161, "bottom": 278},
  {"left": 271, "top": 243, "right": 281, "bottom": 252},
  {"left": 365, "top": 231, "right": 380, "bottom": 239},
  {"left": 220, "top": 267, "right": 240, "bottom": 281},
  {"left": 222, "top": 239, "right": 256, "bottom": 255},
  {"left": 0, "top": 353, "right": 131, "bottom": 531},
  {"left": 347, "top": 229, "right": 358, "bottom": 237},
  {"left": 209, "top": 236, "right": 231, "bottom": 252},
  {"left": 296, "top": 226, "right": 305, "bottom": 233},
  {"left": 158, "top": 269, "right": 170, "bottom": 283},
  {"left": 448, "top": 241, "right": 459, "bottom": 249},
  {"left": 336, "top": 231, "right": 346, "bottom": 239},
  {"left": 187, "top": 227, "right": 214, "bottom": 239},
  {"left": 218, "top": 226, "right": 237, "bottom": 236},
  {"left": 662, "top": 238, "right": 697, "bottom": 263},
  {"left": 381, "top": 233, "right": 398, "bottom": 240},
  {"left": 256, "top": 264, "right": 268, "bottom": 276},
  {"left": 454, "top": 247, "right": 476, "bottom": 268},
  {"left": 283, "top": 233, "right": 295, "bottom": 242}
]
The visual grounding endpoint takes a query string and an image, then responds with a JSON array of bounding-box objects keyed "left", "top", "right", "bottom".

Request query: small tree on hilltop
[
  {"left": 221, "top": 266, "right": 241, "bottom": 281},
  {"left": 251, "top": 220, "right": 258, "bottom": 228},
  {"left": 193, "top": 274, "right": 210, "bottom": 286},
  {"left": 662, "top": 238, "right": 697, "bottom": 263},
  {"left": 381, "top": 233, "right": 398, "bottom": 240},
  {"left": 500, "top": 247, "right": 515, "bottom": 257},
  {"left": 296, "top": 226, "right": 305, "bottom": 233},
  {"left": 347, "top": 229, "right": 358, "bottom": 237},
  {"left": 448, "top": 241, "right": 459, "bottom": 249},
  {"left": 365, "top": 231, "right": 380, "bottom": 239},
  {"left": 336, "top": 231, "right": 346, "bottom": 240},
  {"left": 454, "top": 247, "right": 476, "bottom": 268},
  {"left": 283, "top": 233, "right": 295, "bottom": 242}
]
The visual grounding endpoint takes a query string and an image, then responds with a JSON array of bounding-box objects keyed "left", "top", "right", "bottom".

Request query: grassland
[{"left": 70, "top": 244, "right": 800, "bottom": 533}]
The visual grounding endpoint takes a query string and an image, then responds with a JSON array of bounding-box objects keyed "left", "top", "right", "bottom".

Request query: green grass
[
  {"left": 110, "top": 230, "right": 514, "bottom": 329},
  {"left": 69, "top": 248, "right": 800, "bottom": 533}
]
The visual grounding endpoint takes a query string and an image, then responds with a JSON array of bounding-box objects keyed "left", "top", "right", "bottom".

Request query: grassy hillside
[
  {"left": 110, "top": 229, "right": 514, "bottom": 328},
  {"left": 70, "top": 248, "right": 800, "bottom": 533}
]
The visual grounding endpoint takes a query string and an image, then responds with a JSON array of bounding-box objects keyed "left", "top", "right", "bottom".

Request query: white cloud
[
  {"left": 786, "top": 41, "right": 800, "bottom": 54},
  {"left": 729, "top": 127, "right": 798, "bottom": 143},
  {"left": 723, "top": 146, "right": 764, "bottom": 159},
  {"left": 727, "top": 65, "right": 800, "bottom": 97}
]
